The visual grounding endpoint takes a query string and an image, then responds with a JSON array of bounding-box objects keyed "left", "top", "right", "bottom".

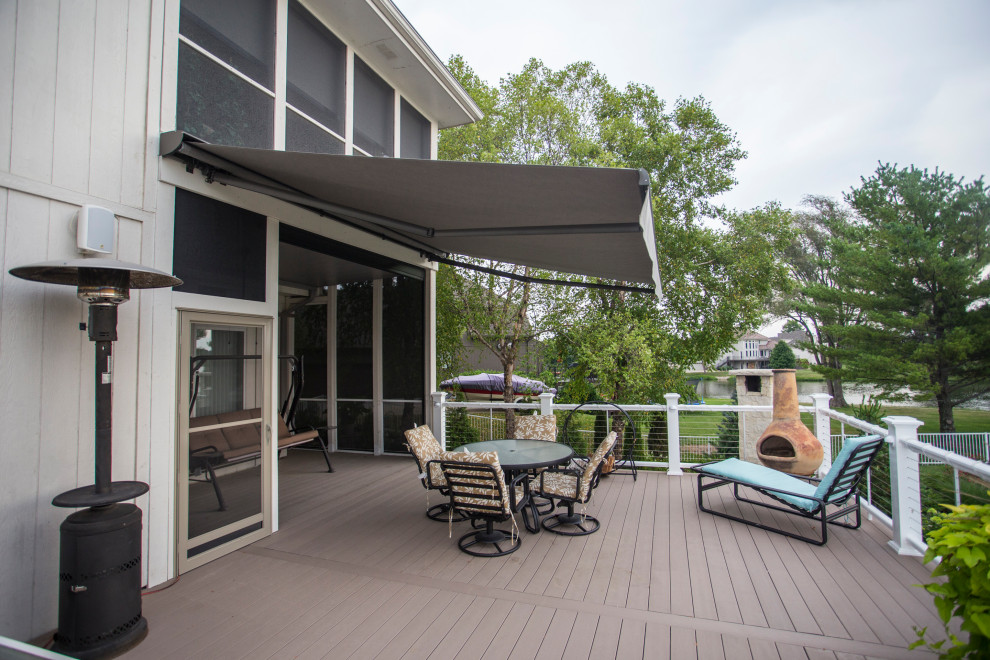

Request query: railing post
[
  {"left": 883, "top": 415, "right": 925, "bottom": 556},
  {"left": 665, "top": 393, "right": 683, "bottom": 475},
  {"left": 431, "top": 391, "right": 448, "bottom": 450},
  {"left": 539, "top": 392, "right": 555, "bottom": 415},
  {"left": 810, "top": 393, "right": 833, "bottom": 478}
]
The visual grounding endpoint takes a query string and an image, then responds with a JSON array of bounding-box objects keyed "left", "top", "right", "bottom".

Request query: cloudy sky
[{"left": 397, "top": 0, "right": 990, "bottom": 214}]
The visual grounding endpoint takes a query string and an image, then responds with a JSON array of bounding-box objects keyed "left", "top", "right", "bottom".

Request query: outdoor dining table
[{"left": 455, "top": 438, "right": 575, "bottom": 533}]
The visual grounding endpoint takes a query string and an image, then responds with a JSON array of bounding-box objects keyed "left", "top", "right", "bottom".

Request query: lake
[{"left": 693, "top": 377, "right": 990, "bottom": 411}]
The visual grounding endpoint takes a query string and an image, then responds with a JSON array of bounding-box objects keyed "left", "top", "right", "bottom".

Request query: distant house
[
  {"left": 713, "top": 330, "right": 814, "bottom": 370},
  {"left": 716, "top": 332, "right": 772, "bottom": 369}
]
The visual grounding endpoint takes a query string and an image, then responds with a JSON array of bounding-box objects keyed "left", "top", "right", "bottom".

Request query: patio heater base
[{"left": 52, "top": 503, "right": 148, "bottom": 659}]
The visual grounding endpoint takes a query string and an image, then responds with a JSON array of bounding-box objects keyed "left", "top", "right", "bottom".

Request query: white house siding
[{"left": 0, "top": 0, "right": 162, "bottom": 639}]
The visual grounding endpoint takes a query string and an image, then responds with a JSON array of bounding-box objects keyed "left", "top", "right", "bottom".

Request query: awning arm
[{"left": 429, "top": 253, "right": 656, "bottom": 295}]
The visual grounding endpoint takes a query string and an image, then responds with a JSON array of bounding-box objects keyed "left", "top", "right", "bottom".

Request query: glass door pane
[{"left": 179, "top": 313, "right": 272, "bottom": 571}]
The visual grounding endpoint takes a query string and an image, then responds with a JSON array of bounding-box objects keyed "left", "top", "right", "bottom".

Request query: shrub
[
  {"left": 768, "top": 341, "right": 796, "bottom": 369},
  {"left": 912, "top": 498, "right": 990, "bottom": 658}
]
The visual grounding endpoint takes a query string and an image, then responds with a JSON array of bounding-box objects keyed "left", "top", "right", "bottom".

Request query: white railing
[{"left": 431, "top": 390, "right": 990, "bottom": 556}]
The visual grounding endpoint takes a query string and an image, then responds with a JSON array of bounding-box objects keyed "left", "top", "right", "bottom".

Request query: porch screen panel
[
  {"left": 336, "top": 282, "right": 373, "bottom": 451},
  {"left": 178, "top": 0, "right": 275, "bottom": 148},
  {"left": 180, "top": 0, "right": 275, "bottom": 88},
  {"left": 382, "top": 275, "right": 425, "bottom": 452},
  {"left": 172, "top": 189, "right": 267, "bottom": 301},
  {"left": 287, "top": 0, "right": 345, "bottom": 136},
  {"left": 286, "top": 110, "right": 345, "bottom": 155},
  {"left": 353, "top": 58, "right": 394, "bottom": 157},
  {"left": 176, "top": 44, "right": 275, "bottom": 149},
  {"left": 400, "top": 99, "right": 430, "bottom": 159}
]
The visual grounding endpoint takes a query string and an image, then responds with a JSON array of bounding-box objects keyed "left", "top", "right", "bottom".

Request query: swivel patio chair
[
  {"left": 514, "top": 414, "right": 558, "bottom": 442},
  {"left": 692, "top": 434, "right": 884, "bottom": 545},
  {"left": 436, "top": 452, "right": 531, "bottom": 557},
  {"left": 533, "top": 431, "right": 618, "bottom": 536},
  {"left": 514, "top": 413, "right": 559, "bottom": 513},
  {"left": 404, "top": 425, "right": 466, "bottom": 522}
]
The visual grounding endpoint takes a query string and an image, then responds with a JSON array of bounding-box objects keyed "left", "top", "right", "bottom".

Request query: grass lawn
[{"left": 833, "top": 405, "right": 990, "bottom": 434}]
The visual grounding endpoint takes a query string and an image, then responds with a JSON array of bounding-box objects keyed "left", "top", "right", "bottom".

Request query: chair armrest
[{"left": 191, "top": 446, "right": 220, "bottom": 455}]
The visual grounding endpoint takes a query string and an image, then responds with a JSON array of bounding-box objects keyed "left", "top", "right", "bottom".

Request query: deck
[{"left": 124, "top": 452, "right": 943, "bottom": 659}]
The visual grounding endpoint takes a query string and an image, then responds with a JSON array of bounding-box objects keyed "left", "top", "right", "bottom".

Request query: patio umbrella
[{"left": 439, "top": 373, "right": 556, "bottom": 401}]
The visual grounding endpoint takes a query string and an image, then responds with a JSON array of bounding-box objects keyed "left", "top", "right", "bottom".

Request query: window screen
[
  {"left": 353, "top": 58, "right": 394, "bottom": 157},
  {"left": 179, "top": 0, "right": 276, "bottom": 90},
  {"left": 400, "top": 99, "right": 430, "bottom": 159},
  {"left": 177, "top": 42, "right": 274, "bottom": 148},
  {"left": 287, "top": 0, "right": 346, "bottom": 136},
  {"left": 172, "top": 189, "right": 267, "bottom": 301},
  {"left": 286, "top": 109, "right": 345, "bottom": 155}
]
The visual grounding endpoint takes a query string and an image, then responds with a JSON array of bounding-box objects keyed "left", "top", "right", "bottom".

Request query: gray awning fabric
[{"left": 160, "top": 131, "right": 660, "bottom": 294}]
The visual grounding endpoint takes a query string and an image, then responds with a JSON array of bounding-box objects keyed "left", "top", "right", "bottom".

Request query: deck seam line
[{"left": 240, "top": 545, "right": 929, "bottom": 659}]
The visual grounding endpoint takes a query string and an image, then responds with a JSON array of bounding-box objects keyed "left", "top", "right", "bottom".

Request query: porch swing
[{"left": 188, "top": 354, "right": 333, "bottom": 511}]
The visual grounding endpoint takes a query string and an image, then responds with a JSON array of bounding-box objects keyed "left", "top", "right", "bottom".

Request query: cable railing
[{"left": 433, "top": 391, "right": 990, "bottom": 556}]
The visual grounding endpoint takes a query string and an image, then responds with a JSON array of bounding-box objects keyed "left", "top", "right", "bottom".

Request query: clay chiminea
[{"left": 756, "top": 369, "right": 823, "bottom": 475}]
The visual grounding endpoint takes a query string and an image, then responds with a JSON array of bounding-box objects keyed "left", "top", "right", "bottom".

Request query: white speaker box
[{"left": 76, "top": 205, "right": 116, "bottom": 254}]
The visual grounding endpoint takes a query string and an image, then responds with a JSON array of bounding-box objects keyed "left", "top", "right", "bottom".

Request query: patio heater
[{"left": 9, "top": 258, "right": 181, "bottom": 659}]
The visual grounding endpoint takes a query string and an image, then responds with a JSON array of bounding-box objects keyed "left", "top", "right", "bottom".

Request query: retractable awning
[{"left": 160, "top": 131, "right": 661, "bottom": 295}]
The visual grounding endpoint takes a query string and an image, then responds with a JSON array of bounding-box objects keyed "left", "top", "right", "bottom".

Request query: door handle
[{"left": 266, "top": 423, "right": 272, "bottom": 446}]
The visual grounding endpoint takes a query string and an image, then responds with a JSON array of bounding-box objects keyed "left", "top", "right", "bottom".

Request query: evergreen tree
[
  {"left": 768, "top": 341, "right": 796, "bottom": 369},
  {"left": 839, "top": 164, "right": 990, "bottom": 432}
]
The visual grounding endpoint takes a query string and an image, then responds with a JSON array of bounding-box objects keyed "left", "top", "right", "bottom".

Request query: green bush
[
  {"left": 768, "top": 341, "right": 796, "bottom": 369},
  {"left": 912, "top": 498, "right": 990, "bottom": 658}
]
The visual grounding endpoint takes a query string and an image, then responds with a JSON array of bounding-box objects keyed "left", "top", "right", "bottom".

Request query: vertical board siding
[
  {"left": 121, "top": 0, "right": 153, "bottom": 210},
  {"left": 0, "top": 0, "right": 17, "bottom": 171},
  {"left": 10, "top": 0, "right": 58, "bottom": 184},
  {"left": 88, "top": 1, "right": 128, "bottom": 202},
  {"left": 9, "top": 0, "right": 153, "bottom": 207},
  {"left": 33, "top": 199, "right": 86, "bottom": 637},
  {"left": 0, "top": 191, "right": 50, "bottom": 637},
  {"left": 51, "top": 0, "right": 97, "bottom": 192}
]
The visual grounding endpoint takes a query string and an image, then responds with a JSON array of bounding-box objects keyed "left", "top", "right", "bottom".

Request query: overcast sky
[{"left": 397, "top": 0, "right": 990, "bottom": 214}]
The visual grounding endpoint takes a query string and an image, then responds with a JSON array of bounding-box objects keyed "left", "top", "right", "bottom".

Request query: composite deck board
[{"left": 125, "top": 453, "right": 941, "bottom": 660}]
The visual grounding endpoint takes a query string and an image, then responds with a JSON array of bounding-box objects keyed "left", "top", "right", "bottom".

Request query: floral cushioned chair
[
  {"left": 514, "top": 414, "right": 558, "bottom": 442},
  {"left": 533, "top": 431, "right": 617, "bottom": 536},
  {"left": 514, "top": 413, "right": 559, "bottom": 513},
  {"left": 403, "top": 425, "right": 467, "bottom": 522},
  {"left": 434, "top": 451, "right": 531, "bottom": 557}
]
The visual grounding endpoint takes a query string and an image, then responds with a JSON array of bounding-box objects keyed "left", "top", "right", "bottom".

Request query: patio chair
[
  {"left": 436, "top": 452, "right": 531, "bottom": 557},
  {"left": 514, "top": 414, "right": 558, "bottom": 442},
  {"left": 533, "top": 431, "right": 618, "bottom": 536},
  {"left": 692, "top": 434, "right": 884, "bottom": 545},
  {"left": 514, "top": 413, "right": 559, "bottom": 513},
  {"left": 404, "top": 425, "right": 467, "bottom": 522}
]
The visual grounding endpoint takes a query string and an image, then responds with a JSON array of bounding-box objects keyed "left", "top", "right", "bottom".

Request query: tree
[
  {"left": 768, "top": 341, "right": 796, "bottom": 369},
  {"left": 437, "top": 57, "right": 792, "bottom": 425},
  {"left": 839, "top": 164, "right": 990, "bottom": 432},
  {"left": 772, "top": 196, "right": 861, "bottom": 406}
]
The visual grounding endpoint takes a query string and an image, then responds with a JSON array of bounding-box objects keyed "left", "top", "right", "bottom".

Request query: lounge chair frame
[{"left": 694, "top": 435, "right": 884, "bottom": 545}]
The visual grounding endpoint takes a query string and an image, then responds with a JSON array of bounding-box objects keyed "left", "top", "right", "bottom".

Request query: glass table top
[{"left": 455, "top": 439, "right": 574, "bottom": 471}]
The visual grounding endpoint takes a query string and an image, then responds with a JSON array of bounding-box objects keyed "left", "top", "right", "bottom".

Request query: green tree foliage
[
  {"left": 768, "top": 341, "right": 796, "bottom": 369},
  {"left": 438, "top": 56, "right": 793, "bottom": 416},
  {"left": 773, "top": 196, "right": 861, "bottom": 406},
  {"left": 839, "top": 164, "right": 990, "bottom": 432}
]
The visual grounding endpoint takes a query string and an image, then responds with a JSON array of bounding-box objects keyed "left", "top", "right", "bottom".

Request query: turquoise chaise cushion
[
  {"left": 698, "top": 459, "right": 819, "bottom": 511},
  {"left": 699, "top": 434, "right": 882, "bottom": 512}
]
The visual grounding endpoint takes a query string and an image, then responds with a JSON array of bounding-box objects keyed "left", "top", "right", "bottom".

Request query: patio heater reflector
[{"left": 10, "top": 258, "right": 181, "bottom": 659}]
